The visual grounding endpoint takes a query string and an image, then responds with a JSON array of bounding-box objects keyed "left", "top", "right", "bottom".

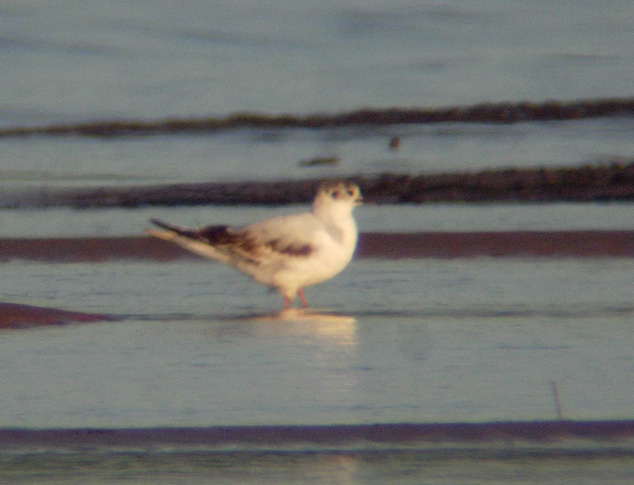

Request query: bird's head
[{"left": 314, "top": 180, "right": 363, "bottom": 209}]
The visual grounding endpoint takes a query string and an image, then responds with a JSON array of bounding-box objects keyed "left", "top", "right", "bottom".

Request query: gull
[{"left": 145, "top": 180, "right": 363, "bottom": 309}]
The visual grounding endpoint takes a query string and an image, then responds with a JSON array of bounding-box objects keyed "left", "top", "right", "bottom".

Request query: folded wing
[{"left": 149, "top": 215, "right": 320, "bottom": 266}]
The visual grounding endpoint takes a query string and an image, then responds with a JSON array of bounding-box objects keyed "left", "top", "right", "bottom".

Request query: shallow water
[
  {"left": 2, "top": 0, "right": 634, "bottom": 195},
  {"left": 2, "top": 119, "right": 634, "bottom": 193},
  {"left": 2, "top": 448, "right": 634, "bottom": 484},
  {"left": 2, "top": 0, "right": 633, "bottom": 124},
  {"left": 1, "top": 258, "right": 633, "bottom": 428},
  {"left": 2, "top": 258, "right": 634, "bottom": 482}
]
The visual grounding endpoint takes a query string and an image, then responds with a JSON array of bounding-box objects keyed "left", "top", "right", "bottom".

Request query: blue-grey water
[
  {"left": 2, "top": 1, "right": 634, "bottom": 482},
  {"left": 2, "top": 257, "right": 634, "bottom": 429},
  {"left": 2, "top": 0, "right": 633, "bottom": 124},
  {"left": 2, "top": 0, "right": 634, "bottom": 192}
]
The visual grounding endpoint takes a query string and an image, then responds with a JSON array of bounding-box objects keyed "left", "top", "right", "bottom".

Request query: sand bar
[
  {"left": 1, "top": 231, "right": 633, "bottom": 263},
  {"left": 0, "top": 302, "right": 117, "bottom": 329}
]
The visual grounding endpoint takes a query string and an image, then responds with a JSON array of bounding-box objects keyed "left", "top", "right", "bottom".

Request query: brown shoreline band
[
  {"left": 1, "top": 232, "right": 633, "bottom": 262},
  {"left": 1, "top": 97, "right": 633, "bottom": 138},
  {"left": 0, "top": 421, "right": 633, "bottom": 450}
]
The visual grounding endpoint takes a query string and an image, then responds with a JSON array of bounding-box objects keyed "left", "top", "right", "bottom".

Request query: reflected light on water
[{"left": 240, "top": 313, "right": 359, "bottom": 347}]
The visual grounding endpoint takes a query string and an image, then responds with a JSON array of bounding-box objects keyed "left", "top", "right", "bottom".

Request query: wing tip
[{"left": 149, "top": 218, "right": 175, "bottom": 231}]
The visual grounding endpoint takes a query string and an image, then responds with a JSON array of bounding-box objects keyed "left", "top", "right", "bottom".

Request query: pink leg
[
  {"left": 298, "top": 288, "right": 309, "bottom": 308},
  {"left": 283, "top": 296, "right": 291, "bottom": 310}
]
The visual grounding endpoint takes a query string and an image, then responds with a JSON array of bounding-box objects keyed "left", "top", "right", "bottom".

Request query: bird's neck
[
  {"left": 313, "top": 202, "right": 351, "bottom": 223},
  {"left": 313, "top": 204, "right": 357, "bottom": 244}
]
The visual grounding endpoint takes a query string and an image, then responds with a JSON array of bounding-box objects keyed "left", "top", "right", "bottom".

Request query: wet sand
[
  {"left": 0, "top": 302, "right": 117, "bottom": 329},
  {"left": 1, "top": 231, "right": 633, "bottom": 262},
  {"left": 1, "top": 421, "right": 633, "bottom": 451}
]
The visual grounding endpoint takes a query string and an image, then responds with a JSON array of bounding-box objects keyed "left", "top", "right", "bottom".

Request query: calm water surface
[
  {"left": 1, "top": 0, "right": 634, "bottom": 193},
  {"left": 1, "top": 258, "right": 633, "bottom": 428},
  {"left": 2, "top": 258, "right": 634, "bottom": 482},
  {"left": 2, "top": 0, "right": 633, "bottom": 123},
  {"left": 2, "top": 448, "right": 634, "bottom": 484}
]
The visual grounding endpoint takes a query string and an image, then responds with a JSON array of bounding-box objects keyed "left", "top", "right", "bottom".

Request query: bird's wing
[
  {"left": 147, "top": 214, "right": 325, "bottom": 265},
  {"left": 225, "top": 212, "right": 324, "bottom": 263}
]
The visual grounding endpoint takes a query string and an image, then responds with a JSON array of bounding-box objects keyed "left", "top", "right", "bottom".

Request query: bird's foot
[{"left": 283, "top": 289, "right": 309, "bottom": 310}]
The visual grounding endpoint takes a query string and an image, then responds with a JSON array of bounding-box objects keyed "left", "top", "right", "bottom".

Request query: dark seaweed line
[
  {"left": 1, "top": 97, "right": 634, "bottom": 138},
  {"left": 3, "top": 162, "right": 634, "bottom": 209}
]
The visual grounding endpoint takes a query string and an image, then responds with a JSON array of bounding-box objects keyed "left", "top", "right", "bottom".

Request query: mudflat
[{"left": 1, "top": 231, "right": 633, "bottom": 262}]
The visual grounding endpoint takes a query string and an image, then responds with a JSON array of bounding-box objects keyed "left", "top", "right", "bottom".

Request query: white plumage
[{"left": 145, "top": 180, "right": 363, "bottom": 309}]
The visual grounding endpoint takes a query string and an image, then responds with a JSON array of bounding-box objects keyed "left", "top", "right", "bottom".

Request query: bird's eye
[{"left": 332, "top": 190, "right": 341, "bottom": 199}]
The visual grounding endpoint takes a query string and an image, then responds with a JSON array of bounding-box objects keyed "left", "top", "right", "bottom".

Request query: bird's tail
[
  {"left": 145, "top": 219, "right": 231, "bottom": 263},
  {"left": 149, "top": 218, "right": 183, "bottom": 233}
]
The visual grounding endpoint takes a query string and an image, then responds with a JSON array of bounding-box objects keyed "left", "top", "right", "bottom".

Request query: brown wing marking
[
  {"left": 200, "top": 225, "right": 314, "bottom": 258},
  {"left": 266, "top": 238, "right": 314, "bottom": 257},
  {"left": 151, "top": 219, "right": 315, "bottom": 263}
]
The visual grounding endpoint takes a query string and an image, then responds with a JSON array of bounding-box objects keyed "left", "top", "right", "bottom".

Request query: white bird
[{"left": 145, "top": 180, "right": 363, "bottom": 309}]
